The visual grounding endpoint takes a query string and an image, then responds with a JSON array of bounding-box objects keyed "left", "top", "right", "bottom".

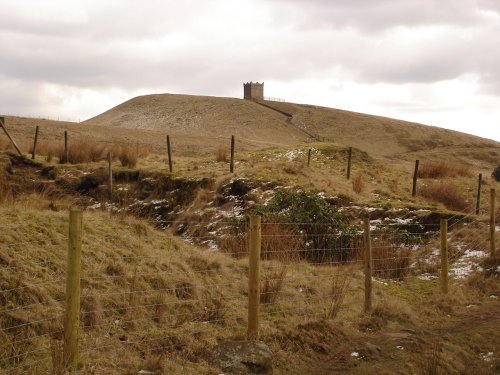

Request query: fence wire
[{"left": 1, "top": 211, "right": 496, "bottom": 373}]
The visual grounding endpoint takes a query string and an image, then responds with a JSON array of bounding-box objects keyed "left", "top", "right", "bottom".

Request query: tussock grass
[
  {"left": 372, "top": 239, "right": 412, "bottom": 281},
  {"left": 352, "top": 173, "right": 364, "bottom": 194},
  {"left": 420, "top": 181, "right": 470, "bottom": 211},
  {"left": 215, "top": 147, "right": 227, "bottom": 162},
  {"left": 418, "top": 161, "right": 472, "bottom": 179}
]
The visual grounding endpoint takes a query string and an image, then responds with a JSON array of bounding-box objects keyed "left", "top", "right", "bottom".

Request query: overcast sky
[{"left": 1, "top": 0, "right": 499, "bottom": 141}]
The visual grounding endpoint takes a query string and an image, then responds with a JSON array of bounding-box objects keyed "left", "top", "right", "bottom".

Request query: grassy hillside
[
  {"left": 0, "top": 197, "right": 498, "bottom": 374},
  {"left": 0, "top": 91, "right": 499, "bottom": 374},
  {"left": 256, "top": 101, "right": 500, "bottom": 162}
]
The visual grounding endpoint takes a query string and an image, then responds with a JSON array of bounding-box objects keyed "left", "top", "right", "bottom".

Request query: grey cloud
[{"left": 268, "top": 0, "right": 493, "bottom": 31}]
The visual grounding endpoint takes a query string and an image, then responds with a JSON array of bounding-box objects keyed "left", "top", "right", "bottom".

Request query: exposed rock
[{"left": 213, "top": 340, "right": 273, "bottom": 374}]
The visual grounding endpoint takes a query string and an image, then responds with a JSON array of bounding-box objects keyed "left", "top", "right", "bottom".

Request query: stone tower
[{"left": 243, "top": 82, "right": 264, "bottom": 100}]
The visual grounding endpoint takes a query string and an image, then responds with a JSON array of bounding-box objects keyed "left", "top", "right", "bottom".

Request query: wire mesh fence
[{"left": 0, "top": 207, "right": 497, "bottom": 373}]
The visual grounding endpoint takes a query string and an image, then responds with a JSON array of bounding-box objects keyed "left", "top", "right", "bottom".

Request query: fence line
[{"left": 0, "top": 204, "right": 497, "bottom": 373}]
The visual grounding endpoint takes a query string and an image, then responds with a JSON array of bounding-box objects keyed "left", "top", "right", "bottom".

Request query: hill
[{"left": 81, "top": 93, "right": 500, "bottom": 164}]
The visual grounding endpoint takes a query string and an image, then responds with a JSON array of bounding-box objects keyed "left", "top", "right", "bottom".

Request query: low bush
[{"left": 255, "top": 190, "right": 358, "bottom": 263}]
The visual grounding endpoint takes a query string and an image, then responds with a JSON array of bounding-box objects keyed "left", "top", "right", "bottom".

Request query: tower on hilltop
[{"left": 243, "top": 82, "right": 264, "bottom": 100}]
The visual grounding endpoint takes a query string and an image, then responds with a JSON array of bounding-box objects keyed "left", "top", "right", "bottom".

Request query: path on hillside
[{"left": 252, "top": 100, "right": 325, "bottom": 142}]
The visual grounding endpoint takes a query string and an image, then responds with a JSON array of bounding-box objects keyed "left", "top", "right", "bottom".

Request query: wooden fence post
[
  {"left": 491, "top": 189, "right": 496, "bottom": 257},
  {"left": 363, "top": 218, "right": 372, "bottom": 313},
  {"left": 346, "top": 147, "right": 353, "bottom": 180},
  {"left": 166, "top": 135, "right": 173, "bottom": 173},
  {"left": 0, "top": 116, "right": 23, "bottom": 156},
  {"left": 64, "top": 210, "right": 83, "bottom": 370},
  {"left": 412, "top": 160, "right": 419, "bottom": 197},
  {"left": 32, "top": 126, "right": 39, "bottom": 160},
  {"left": 108, "top": 152, "right": 113, "bottom": 200},
  {"left": 230, "top": 135, "right": 235, "bottom": 173},
  {"left": 307, "top": 148, "right": 311, "bottom": 167},
  {"left": 64, "top": 130, "right": 69, "bottom": 164},
  {"left": 247, "top": 215, "right": 261, "bottom": 340},
  {"left": 440, "top": 219, "right": 449, "bottom": 294},
  {"left": 476, "top": 173, "right": 482, "bottom": 215}
]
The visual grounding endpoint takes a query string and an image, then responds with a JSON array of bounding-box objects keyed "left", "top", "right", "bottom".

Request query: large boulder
[{"left": 212, "top": 340, "right": 273, "bottom": 374}]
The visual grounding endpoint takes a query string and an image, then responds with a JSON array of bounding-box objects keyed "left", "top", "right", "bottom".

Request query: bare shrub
[
  {"left": 326, "top": 268, "right": 351, "bottom": 319},
  {"left": 372, "top": 239, "right": 412, "bottom": 280},
  {"left": 352, "top": 174, "right": 364, "bottom": 194},
  {"left": 216, "top": 147, "right": 227, "bottom": 162},
  {"left": 418, "top": 161, "right": 472, "bottom": 179},
  {"left": 119, "top": 146, "right": 138, "bottom": 168},
  {"left": 261, "top": 265, "right": 287, "bottom": 304},
  {"left": 419, "top": 181, "right": 470, "bottom": 211}
]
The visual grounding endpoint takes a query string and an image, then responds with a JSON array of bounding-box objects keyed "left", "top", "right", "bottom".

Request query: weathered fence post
[
  {"left": 476, "top": 173, "right": 482, "bottom": 215},
  {"left": 412, "top": 160, "right": 419, "bottom": 197},
  {"left": 491, "top": 189, "right": 496, "bottom": 257},
  {"left": 64, "top": 210, "right": 83, "bottom": 370},
  {"left": 230, "top": 135, "right": 235, "bottom": 173},
  {"left": 32, "top": 126, "right": 39, "bottom": 160},
  {"left": 307, "top": 148, "right": 311, "bottom": 167},
  {"left": 247, "top": 215, "right": 261, "bottom": 340},
  {"left": 363, "top": 218, "right": 372, "bottom": 313},
  {"left": 0, "top": 116, "right": 23, "bottom": 156},
  {"left": 166, "top": 135, "right": 173, "bottom": 173},
  {"left": 440, "top": 219, "right": 449, "bottom": 294},
  {"left": 108, "top": 152, "right": 113, "bottom": 200},
  {"left": 64, "top": 130, "right": 69, "bottom": 164},
  {"left": 346, "top": 147, "right": 353, "bottom": 180}
]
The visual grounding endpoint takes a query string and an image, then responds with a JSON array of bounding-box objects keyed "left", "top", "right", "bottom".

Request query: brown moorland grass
[
  {"left": 418, "top": 161, "right": 472, "bottom": 179},
  {"left": 419, "top": 181, "right": 470, "bottom": 211}
]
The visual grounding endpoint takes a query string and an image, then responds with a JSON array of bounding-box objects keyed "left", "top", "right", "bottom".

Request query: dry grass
[
  {"left": 261, "top": 223, "right": 302, "bottom": 262},
  {"left": 215, "top": 147, "right": 227, "bottom": 162},
  {"left": 260, "top": 264, "right": 287, "bottom": 304},
  {"left": 419, "top": 181, "right": 470, "bottom": 211},
  {"left": 418, "top": 161, "right": 472, "bottom": 179},
  {"left": 352, "top": 173, "right": 364, "bottom": 194},
  {"left": 119, "top": 146, "right": 139, "bottom": 168},
  {"left": 372, "top": 239, "right": 412, "bottom": 281},
  {"left": 0, "top": 170, "right": 13, "bottom": 203},
  {"left": 326, "top": 268, "right": 351, "bottom": 319}
]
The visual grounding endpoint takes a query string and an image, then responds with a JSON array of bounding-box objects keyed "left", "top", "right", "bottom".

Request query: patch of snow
[
  {"left": 480, "top": 352, "right": 494, "bottom": 362},
  {"left": 417, "top": 274, "right": 437, "bottom": 281},
  {"left": 466, "top": 304, "right": 477, "bottom": 309},
  {"left": 394, "top": 218, "right": 413, "bottom": 225},
  {"left": 350, "top": 352, "right": 359, "bottom": 358},
  {"left": 490, "top": 295, "right": 498, "bottom": 299},
  {"left": 396, "top": 346, "right": 404, "bottom": 350},
  {"left": 450, "top": 248, "right": 488, "bottom": 279}
]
